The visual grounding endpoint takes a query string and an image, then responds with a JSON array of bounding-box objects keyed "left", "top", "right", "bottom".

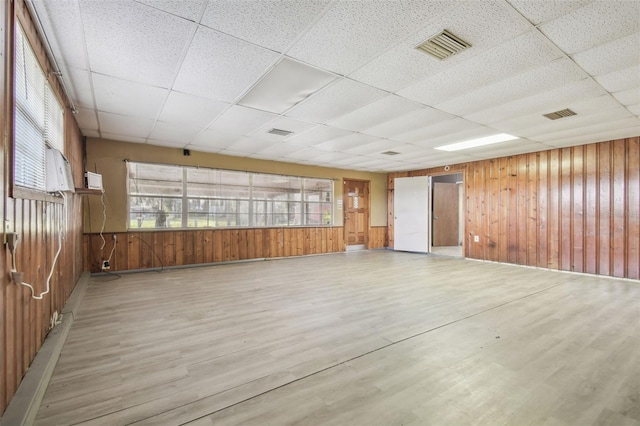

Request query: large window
[
  {"left": 14, "top": 25, "right": 64, "bottom": 191},
  {"left": 127, "top": 162, "right": 333, "bottom": 230}
]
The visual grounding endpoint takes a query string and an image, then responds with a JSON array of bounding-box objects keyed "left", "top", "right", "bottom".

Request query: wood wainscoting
[
  {"left": 84, "top": 227, "right": 347, "bottom": 272},
  {"left": 369, "top": 226, "right": 388, "bottom": 249}
]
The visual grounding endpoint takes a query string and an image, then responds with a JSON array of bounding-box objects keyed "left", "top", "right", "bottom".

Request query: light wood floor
[{"left": 36, "top": 251, "right": 639, "bottom": 425}]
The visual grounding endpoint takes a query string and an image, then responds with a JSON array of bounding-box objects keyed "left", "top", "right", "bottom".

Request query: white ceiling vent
[
  {"left": 415, "top": 30, "right": 471, "bottom": 60},
  {"left": 381, "top": 151, "right": 400, "bottom": 156},
  {"left": 543, "top": 108, "right": 577, "bottom": 120},
  {"left": 267, "top": 128, "right": 293, "bottom": 136}
]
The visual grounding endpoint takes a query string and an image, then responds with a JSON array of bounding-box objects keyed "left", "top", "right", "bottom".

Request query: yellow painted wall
[{"left": 84, "top": 138, "right": 388, "bottom": 232}]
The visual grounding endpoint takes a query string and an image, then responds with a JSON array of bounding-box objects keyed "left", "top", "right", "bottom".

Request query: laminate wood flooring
[{"left": 35, "top": 251, "right": 640, "bottom": 425}]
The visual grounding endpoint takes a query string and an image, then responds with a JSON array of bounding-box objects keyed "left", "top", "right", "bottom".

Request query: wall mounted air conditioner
[
  {"left": 85, "top": 171, "right": 103, "bottom": 191},
  {"left": 46, "top": 148, "right": 75, "bottom": 193}
]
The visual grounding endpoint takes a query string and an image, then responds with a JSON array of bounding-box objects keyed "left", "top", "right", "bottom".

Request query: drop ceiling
[{"left": 31, "top": 0, "right": 640, "bottom": 173}]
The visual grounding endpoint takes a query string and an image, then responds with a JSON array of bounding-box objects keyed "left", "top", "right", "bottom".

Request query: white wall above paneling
[{"left": 32, "top": 0, "right": 640, "bottom": 172}]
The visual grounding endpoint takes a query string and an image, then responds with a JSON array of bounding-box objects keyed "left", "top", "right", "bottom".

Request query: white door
[{"left": 394, "top": 176, "right": 429, "bottom": 253}]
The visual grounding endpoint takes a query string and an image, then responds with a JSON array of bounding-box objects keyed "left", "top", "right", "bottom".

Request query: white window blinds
[{"left": 14, "top": 25, "right": 65, "bottom": 191}]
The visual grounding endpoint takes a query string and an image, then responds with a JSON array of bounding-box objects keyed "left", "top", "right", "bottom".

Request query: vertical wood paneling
[
  {"left": 387, "top": 137, "right": 639, "bottom": 279},
  {"left": 526, "top": 153, "right": 538, "bottom": 266},
  {"left": 627, "top": 138, "right": 640, "bottom": 279},
  {"left": 598, "top": 141, "right": 611, "bottom": 275},
  {"left": 537, "top": 151, "right": 548, "bottom": 269},
  {"left": 584, "top": 144, "right": 598, "bottom": 274},
  {"left": 612, "top": 140, "right": 626, "bottom": 277},
  {"left": 572, "top": 146, "right": 584, "bottom": 272},
  {"left": 560, "top": 148, "right": 572, "bottom": 271}
]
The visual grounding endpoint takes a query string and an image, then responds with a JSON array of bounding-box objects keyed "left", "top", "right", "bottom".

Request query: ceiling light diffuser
[{"left": 435, "top": 133, "right": 519, "bottom": 151}]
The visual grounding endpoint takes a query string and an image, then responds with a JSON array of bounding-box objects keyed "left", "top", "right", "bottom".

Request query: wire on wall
[{"left": 9, "top": 192, "right": 66, "bottom": 299}]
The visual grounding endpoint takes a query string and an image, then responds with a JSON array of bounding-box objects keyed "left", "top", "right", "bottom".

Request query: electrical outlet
[
  {"left": 474, "top": 235, "right": 480, "bottom": 242},
  {"left": 101, "top": 260, "right": 110, "bottom": 270}
]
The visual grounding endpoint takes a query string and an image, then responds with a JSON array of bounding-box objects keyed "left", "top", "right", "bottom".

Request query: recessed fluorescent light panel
[
  {"left": 238, "top": 57, "right": 337, "bottom": 114},
  {"left": 435, "top": 133, "right": 519, "bottom": 152}
]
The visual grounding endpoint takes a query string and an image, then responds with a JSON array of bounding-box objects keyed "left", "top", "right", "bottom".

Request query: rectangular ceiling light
[
  {"left": 435, "top": 133, "right": 519, "bottom": 152},
  {"left": 239, "top": 57, "right": 337, "bottom": 114},
  {"left": 415, "top": 30, "right": 471, "bottom": 60}
]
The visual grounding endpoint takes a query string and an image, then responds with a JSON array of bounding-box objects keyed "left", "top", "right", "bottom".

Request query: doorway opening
[{"left": 431, "top": 173, "right": 463, "bottom": 257}]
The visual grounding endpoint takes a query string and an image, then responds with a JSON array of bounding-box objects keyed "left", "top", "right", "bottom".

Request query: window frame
[
  {"left": 127, "top": 162, "right": 334, "bottom": 231},
  {"left": 13, "top": 22, "right": 66, "bottom": 197}
]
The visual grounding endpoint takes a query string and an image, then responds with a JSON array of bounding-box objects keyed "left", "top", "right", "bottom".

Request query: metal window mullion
[
  {"left": 249, "top": 174, "right": 254, "bottom": 227},
  {"left": 182, "top": 168, "right": 188, "bottom": 227}
]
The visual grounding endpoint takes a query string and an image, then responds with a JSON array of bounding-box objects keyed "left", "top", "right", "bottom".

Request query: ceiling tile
[
  {"left": 158, "top": 91, "right": 229, "bottom": 128},
  {"left": 612, "top": 88, "right": 639, "bottom": 106},
  {"left": 524, "top": 108, "right": 634, "bottom": 140},
  {"left": 394, "top": 117, "right": 481, "bottom": 145},
  {"left": 542, "top": 121, "right": 640, "bottom": 148},
  {"left": 539, "top": 0, "right": 640, "bottom": 55},
  {"left": 466, "top": 78, "right": 607, "bottom": 124},
  {"left": 147, "top": 121, "right": 201, "bottom": 144},
  {"left": 343, "top": 139, "right": 404, "bottom": 155},
  {"left": 506, "top": 0, "right": 594, "bottom": 26},
  {"left": 362, "top": 107, "right": 456, "bottom": 139},
  {"left": 146, "top": 139, "right": 189, "bottom": 149},
  {"left": 628, "top": 104, "right": 640, "bottom": 116},
  {"left": 533, "top": 116, "right": 640, "bottom": 142},
  {"left": 595, "top": 65, "right": 640, "bottom": 92},
  {"left": 65, "top": 67, "right": 94, "bottom": 109},
  {"left": 436, "top": 58, "right": 587, "bottom": 116},
  {"left": 572, "top": 32, "right": 640, "bottom": 76},
  {"left": 283, "top": 147, "right": 329, "bottom": 161},
  {"left": 92, "top": 73, "right": 168, "bottom": 119},
  {"left": 238, "top": 58, "right": 338, "bottom": 114},
  {"left": 81, "top": 0, "right": 194, "bottom": 87},
  {"left": 200, "top": 0, "right": 330, "bottom": 52},
  {"left": 492, "top": 95, "right": 624, "bottom": 134},
  {"left": 465, "top": 140, "right": 550, "bottom": 159},
  {"left": 312, "top": 151, "right": 362, "bottom": 164},
  {"left": 207, "top": 105, "right": 278, "bottom": 136},
  {"left": 33, "top": 0, "right": 87, "bottom": 69},
  {"left": 75, "top": 107, "right": 99, "bottom": 130},
  {"left": 135, "top": 0, "right": 206, "bottom": 21},
  {"left": 398, "top": 31, "right": 561, "bottom": 105},
  {"left": 426, "top": 127, "right": 502, "bottom": 150},
  {"left": 97, "top": 112, "right": 155, "bottom": 138},
  {"left": 252, "top": 143, "right": 306, "bottom": 159},
  {"left": 285, "top": 125, "right": 353, "bottom": 147},
  {"left": 83, "top": 130, "right": 100, "bottom": 138},
  {"left": 225, "top": 137, "right": 280, "bottom": 155},
  {"left": 287, "top": 0, "right": 454, "bottom": 75},
  {"left": 101, "top": 132, "right": 146, "bottom": 143},
  {"left": 250, "top": 117, "right": 317, "bottom": 142},
  {"left": 315, "top": 133, "right": 381, "bottom": 152},
  {"left": 189, "top": 129, "right": 240, "bottom": 151},
  {"left": 327, "top": 95, "right": 423, "bottom": 131},
  {"left": 173, "top": 26, "right": 280, "bottom": 102},
  {"left": 285, "top": 78, "right": 387, "bottom": 124},
  {"left": 349, "top": 0, "right": 530, "bottom": 92}
]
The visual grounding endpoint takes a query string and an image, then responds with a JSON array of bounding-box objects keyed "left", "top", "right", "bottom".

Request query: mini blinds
[
  {"left": 127, "top": 162, "right": 333, "bottom": 230},
  {"left": 14, "top": 24, "right": 64, "bottom": 191}
]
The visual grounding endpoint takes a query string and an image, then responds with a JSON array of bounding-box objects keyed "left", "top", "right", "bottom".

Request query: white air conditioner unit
[
  {"left": 46, "top": 148, "right": 75, "bottom": 193},
  {"left": 85, "top": 171, "right": 103, "bottom": 191}
]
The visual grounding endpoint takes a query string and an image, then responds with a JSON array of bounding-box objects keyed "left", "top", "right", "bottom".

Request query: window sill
[{"left": 12, "top": 186, "right": 65, "bottom": 203}]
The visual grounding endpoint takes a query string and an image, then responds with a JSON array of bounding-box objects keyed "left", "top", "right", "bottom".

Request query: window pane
[
  {"left": 187, "top": 169, "right": 250, "bottom": 199},
  {"left": 129, "top": 197, "right": 182, "bottom": 229},
  {"left": 304, "top": 178, "right": 332, "bottom": 202},
  {"left": 128, "top": 163, "right": 183, "bottom": 196},
  {"left": 15, "top": 109, "right": 45, "bottom": 189},
  {"left": 45, "top": 85, "right": 64, "bottom": 152},
  {"left": 188, "top": 198, "right": 249, "bottom": 227},
  {"left": 305, "top": 202, "right": 332, "bottom": 225}
]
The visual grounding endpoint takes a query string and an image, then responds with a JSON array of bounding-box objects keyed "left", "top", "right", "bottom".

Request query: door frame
[
  {"left": 343, "top": 178, "right": 370, "bottom": 250},
  {"left": 429, "top": 172, "right": 465, "bottom": 255}
]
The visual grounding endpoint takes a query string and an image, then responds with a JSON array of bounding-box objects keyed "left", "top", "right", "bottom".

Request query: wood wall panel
[
  {"left": 1, "top": 0, "right": 85, "bottom": 414},
  {"left": 83, "top": 227, "right": 355, "bottom": 272},
  {"left": 387, "top": 137, "right": 640, "bottom": 280}
]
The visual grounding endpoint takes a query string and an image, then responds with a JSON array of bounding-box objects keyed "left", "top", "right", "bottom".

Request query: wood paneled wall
[
  {"left": 1, "top": 0, "right": 85, "bottom": 415},
  {"left": 84, "top": 227, "right": 347, "bottom": 272},
  {"left": 387, "top": 137, "right": 640, "bottom": 280}
]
